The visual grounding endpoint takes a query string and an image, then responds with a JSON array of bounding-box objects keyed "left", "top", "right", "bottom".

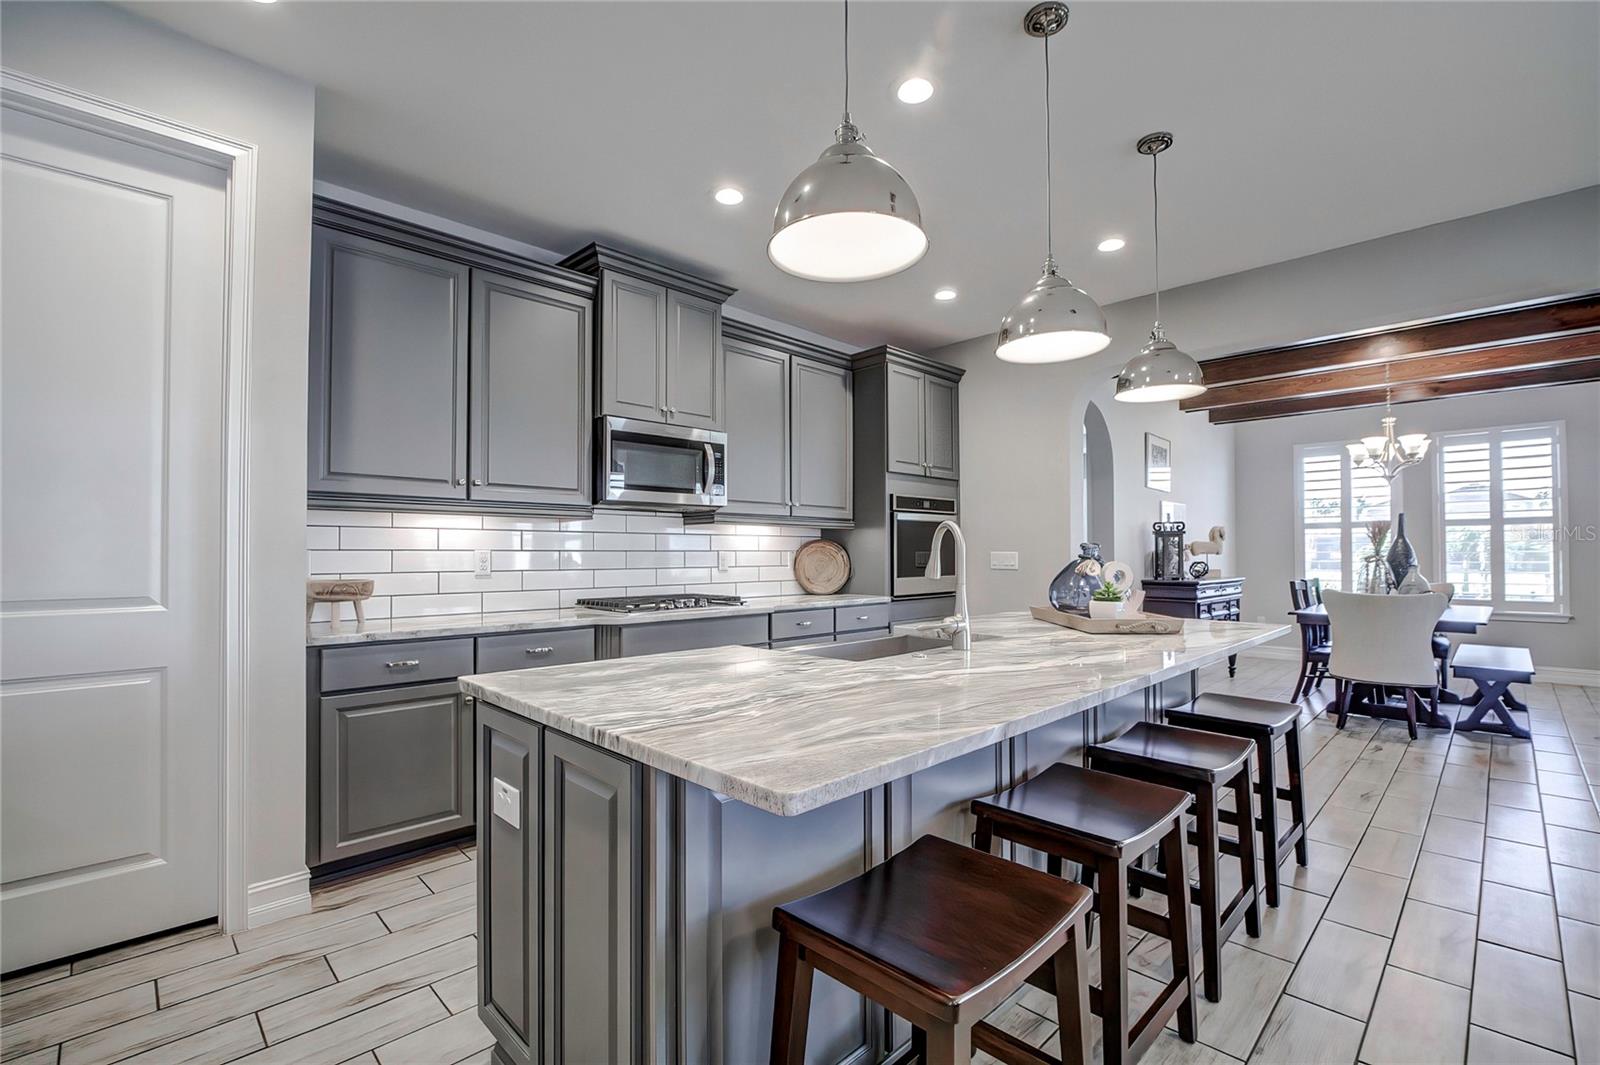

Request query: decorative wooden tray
[
  {"left": 794, "top": 539, "right": 850, "bottom": 595},
  {"left": 1029, "top": 605, "right": 1184, "bottom": 635}
]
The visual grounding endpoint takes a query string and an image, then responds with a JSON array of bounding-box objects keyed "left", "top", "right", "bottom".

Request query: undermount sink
[{"left": 786, "top": 633, "right": 988, "bottom": 662}]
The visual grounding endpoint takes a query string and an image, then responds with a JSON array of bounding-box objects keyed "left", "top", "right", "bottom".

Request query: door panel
[
  {"left": 723, "top": 340, "right": 790, "bottom": 516},
  {"left": 663, "top": 291, "right": 722, "bottom": 430},
  {"left": 309, "top": 226, "right": 469, "bottom": 498},
  {"left": 790, "top": 359, "right": 853, "bottom": 521},
  {"left": 478, "top": 704, "right": 541, "bottom": 1065},
  {"left": 469, "top": 271, "right": 592, "bottom": 505},
  {"left": 885, "top": 364, "right": 926, "bottom": 475},
  {"left": 923, "top": 375, "right": 959, "bottom": 479},
  {"left": 0, "top": 104, "right": 225, "bottom": 969},
  {"left": 600, "top": 274, "right": 666, "bottom": 421}
]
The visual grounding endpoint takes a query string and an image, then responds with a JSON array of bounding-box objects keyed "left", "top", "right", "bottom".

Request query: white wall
[
  {"left": 2, "top": 2, "right": 317, "bottom": 919},
  {"left": 931, "top": 187, "right": 1599, "bottom": 635}
]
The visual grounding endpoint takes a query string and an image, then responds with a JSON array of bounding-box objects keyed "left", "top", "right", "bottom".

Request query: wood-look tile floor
[{"left": 3, "top": 658, "right": 1597, "bottom": 1065}]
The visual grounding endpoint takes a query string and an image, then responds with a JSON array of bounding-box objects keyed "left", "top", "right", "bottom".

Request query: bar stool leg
[
  {"left": 1236, "top": 760, "right": 1262, "bottom": 939},
  {"left": 1195, "top": 782, "right": 1224, "bottom": 1004},
  {"left": 911, "top": 1027, "right": 926, "bottom": 1062},
  {"left": 1055, "top": 922, "right": 1092, "bottom": 1065},
  {"left": 770, "top": 935, "right": 813, "bottom": 1065},
  {"left": 1255, "top": 738, "right": 1281, "bottom": 908},
  {"left": 923, "top": 1022, "right": 971, "bottom": 1065},
  {"left": 1097, "top": 858, "right": 1132, "bottom": 1065},
  {"left": 1160, "top": 824, "right": 1198, "bottom": 1043},
  {"left": 1287, "top": 724, "right": 1309, "bottom": 866}
]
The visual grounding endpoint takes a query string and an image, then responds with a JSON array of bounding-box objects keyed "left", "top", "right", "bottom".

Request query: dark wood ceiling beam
[
  {"left": 1194, "top": 291, "right": 1600, "bottom": 387},
  {"left": 1205, "top": 356, "right": 1600, "bottom": 424},
  {"left": 1182, "top": 330, "right": 1600, "bottom": 412}
]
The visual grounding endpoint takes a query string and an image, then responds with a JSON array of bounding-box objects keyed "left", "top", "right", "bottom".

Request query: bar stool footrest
[{"left": 973, "top": 1020, "right": 1062, "bottom": 1065}]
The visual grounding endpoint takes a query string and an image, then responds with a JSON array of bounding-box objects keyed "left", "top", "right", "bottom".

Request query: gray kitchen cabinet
[
  {"left": 617, "top": 614, "right": 769, "bottom": 657},
  {"left": 923, "top": 374, "right": 960, "bottom": 479},
  {"left": 598, "top": 272, "right": 668, "bottom": 423},
  {"left": 885, "top": 362, "right": 927, "bottom": 477},
  {"left": 469, "top": 271, "right": 592, "bottom": 506},
  {"left": 664, "top": 289, "right": 723, "bottom": 430},
  {"left": 317, "top": 681, "right": 474, "bottom": 865},
  {"left": 722, "top": 338, "right": 791, "bottom": 516},
  {"left": 542, "top": 732, "right": 641, "bottom": 1064},
  {"left": 477, "top": 702, "right": 541, "bottom": 1065},
  {"left": 790, "top": 357, "right": 854, "bottom": 520},
  {"left": 308, "top": 225, "right": 469, "bottom": 499}
]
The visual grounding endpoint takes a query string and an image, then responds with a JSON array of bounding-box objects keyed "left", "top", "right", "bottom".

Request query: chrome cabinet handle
[
  {"left": 796, "top": 620, "right": 812, "bottom": 628},
  {"left": 856, "top": 614, "right": 871, "bottom": 621},
  {"left": 455, "top": 478, "right": 466, "bottom": 486},
  {"left": 525, "top": 646, "right": 554, "bottom": 656},
  {"left": 384, "top": 659, "right": 420, "bottom": 669},
  {"left": 472, "top": 478, "right": 484, "bottom": 486}
]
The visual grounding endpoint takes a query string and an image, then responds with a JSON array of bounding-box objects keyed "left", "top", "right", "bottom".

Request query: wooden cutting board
[{"left": 793, "top": 539, "right": 850, "bottom": 595}]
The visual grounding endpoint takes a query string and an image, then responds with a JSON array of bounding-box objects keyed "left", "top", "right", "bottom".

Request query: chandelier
[{"left": 1346, "top": 362, "right": 1429, "bottom": 481}]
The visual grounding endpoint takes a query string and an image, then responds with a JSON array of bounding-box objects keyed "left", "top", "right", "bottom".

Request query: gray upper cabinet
[
  {"left": 791, "top": 358, "right": 853, "bottom": 520},
  {"left": 469, "top": 271, "right": 592, "bottom": 506},
  {"left": 664, "top": 290, "right": 723, "bottom": 430},
  {"left": 723, "top": 339, "right": 790, "bottom": 516},
  {"left": 885, "top": 363, "right": 927, "bottom": 477},
  {"left": 923, "top": 373, "right": 960, "bottom": 479},
  {"left": 309, "top": 225, "right": 469, "bottom": 499},
  {"left": 599, "top": 273, "right": 668, "bottom": 422},
  {"left": 858, "top": 347, "right": 963, "bottom": 482}
]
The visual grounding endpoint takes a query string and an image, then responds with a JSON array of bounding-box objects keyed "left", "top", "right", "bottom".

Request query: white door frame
[{"left": 2, "top": 68, "right": 258, "bottom": 932}]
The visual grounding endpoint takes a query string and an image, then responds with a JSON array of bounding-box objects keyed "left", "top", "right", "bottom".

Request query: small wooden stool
[
  {"left": 1089, "top": 723, "right": 1261, "bottom": 1004},
  {"left": 972, "top": 763, "right": 1198, "bottom": 1065},
  {"left": 1453, "top": 644, "right": 1536, "bottom": 740},
  {"left": 1167, "top": 693, "right": 1309, "bottom": 908},
  {"left": 770, "top": 834, "right": 1094, "bottom": 1065}
]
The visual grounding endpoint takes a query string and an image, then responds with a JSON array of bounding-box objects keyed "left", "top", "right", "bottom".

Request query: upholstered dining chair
[
  {"left": 1427, "top": 581, "right": 1457, "bottom": 685},
  {"left": 1323, "top": 590, "right": 1448, "bottom": 740}
]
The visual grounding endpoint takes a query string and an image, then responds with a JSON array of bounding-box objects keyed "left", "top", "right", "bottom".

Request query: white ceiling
[{"left": 126, "top": 1, "right": 1600, "bottom": 352}]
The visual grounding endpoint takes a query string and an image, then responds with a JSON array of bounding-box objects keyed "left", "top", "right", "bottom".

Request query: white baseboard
[
  {"left": 246, "top": 870, "right": 311, "bottom": 929},
  {"left": 1240, "top": 648, "right": 1599, "bottom": 687}
]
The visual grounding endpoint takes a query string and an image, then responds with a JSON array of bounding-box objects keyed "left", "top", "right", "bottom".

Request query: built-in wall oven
[
  {"left": 891, "top": 494, "right": 958, "bottom": 597},
  {"left": 599, "top": 416, "right": 727, "bottom": 509}
]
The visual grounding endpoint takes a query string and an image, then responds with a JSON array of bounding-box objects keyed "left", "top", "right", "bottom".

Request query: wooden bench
[{"left": 1452, "top": 644, "right": 1535, "bottom": 739}]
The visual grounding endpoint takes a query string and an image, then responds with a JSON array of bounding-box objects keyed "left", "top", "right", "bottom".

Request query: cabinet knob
[
  {"left": 472, "top": 479, "right": 484, "bottom": 486},
  {"left": 455, "top": 478, "right": 466, "bottom": 486},
  {"left": 669, "top": 407, "right": 678, "bottom": 415},
  {"left": 796, "top": 620, "right": 812, "bottom": 628}
]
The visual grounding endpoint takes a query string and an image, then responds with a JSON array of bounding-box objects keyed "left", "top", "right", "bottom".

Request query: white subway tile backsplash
[
  {"left": 390, "top": 592, "right": 485, "bottom": 617},
  {"left": 439, "top": 529, "right": 521, "bottom": 550},
  {"left": 626, "top": 551, "right": 683, "bottom": 568},
  {"left": 734, "top": 550, "right": 782, "bottom": 567},
  {"left": 685, "top": 551, "right": 718, "bottom": 568},
  {"left": 560, "top": 513, "right": 628, "bottom": 532},
  {"left": 345, "top": 571, "right": 438, "bottom": 596},
  {"left": 563, "top": 586, "right": 625, "bottom": 607},
  {"left": 624, "top": 514, "right": 683, "bottom": 533},
  {"left": 393, "top": 550, "right": 476, "bottom": 572},
  {"left": 306, "top": 526, "right": 339, "bottom": 550},
  {"left": 759, "top": 566, "right": 794, "bottom": 582},
  {"left": 560, "top": 550, "right": 629, "bottom": 570},
  {"left": 655, "top": 534, "right": 711, "bottom": 550},
  {"left": 438, "top": 571, "right": 522, "bottom": 593},
  {"left": 595, "top": 569, "right": 643, "bottom": 587},
  {"left": 308, "top": 509, "right": 390, "bottom": 527},
  {"left": 656, "top": 568, "right": 712, "bottom": 584},
  {"left": 632, "top": 584, "right": 680, "bottom": 595},
  {"left": 484, "top": 515, "right": 563, "bottom": 531},
  {"left": 492, "top": 550, "right": 561, "bottom": 571},
  {"left": 524, "top": 531, "right": 590, "bottom": 551},
  {"left": 522, "top": 570, "right": 595, "bottom": 591},
  {"left": 708, "top": 567, "right": 762, "bottom": 584},
  {"left": 309, "top": 596, "right": 392, "bottom": 623},
  {"left": 308, "top": 550, "right": 391, "bottom": 574},
  {"left": 340, "top": 527, "right": 438, "bottom": 550},
  {"left": 481, "top": 590, "right": 561, "bottom": 612},
  {"left": 392, "top": 512, "right": 483, "bottom": 529},
  {"left": 736, "top": 581, "right": 781, "bottom": 598},
  {"left": 593, "top": 532, "right": 658, "bottom": 551}
]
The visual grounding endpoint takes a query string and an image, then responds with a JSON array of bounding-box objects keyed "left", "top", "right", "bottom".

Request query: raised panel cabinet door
[
  {"left": 599, "top": 272, "right": 667, "bottom": 421},
  {"left": 791, "top": 358, "right": 854, "bottom": 521},
  {"left": 885, "top": 363, "right": 926, "bottom": 475},
  {"left": 318, "top": 682, "right": 473, "bottom": 865},
  {"left": 543, "top": 732, "right": 641, "bottom": 1065},
  {"left": 923, "top": 374, "right": 960, "bottom": 479},
  {"left": 468, "top": 271, "right": 592, "bottom": 506},
  {"left": 722, "top": 340, "right": 790, "bottom": 516},
  {"left": 477, "top": 702, "right": 540, "bottom": 1065},
  {"left": 663, "top": 290, "right": 723, "bottom": 430},
  {"left": 309, "top": 225, "right": 469, "bottom": 498}
]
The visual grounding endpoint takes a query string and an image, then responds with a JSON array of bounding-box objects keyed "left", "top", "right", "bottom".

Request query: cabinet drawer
[
  {"left": 770, "top": 608, "right": 834, "bottom": 641},
  {"left": 618, "top": 614, "right": 769, "bottom": 657},
  {"left": 1197, "top": 581, "right": 1244, "bottom": 599},
  {"left": 835, "top": 604, "right": 890, "bottom": 633},
  {"left": 476, "top": 628, "right": 595, "bottom": 674},
  {"left": 321, "top": 637, "right": 474, "bottom": 693}
]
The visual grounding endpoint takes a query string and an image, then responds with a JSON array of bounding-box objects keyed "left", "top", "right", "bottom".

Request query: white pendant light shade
[
  {"left": 996, "top": 260, "right": 1111, "bottom": 362},
  {"left": 1113, "top": 327, "right": 1206, "bottom": 402},
  {"left": 769, "top": 123, "right": 928, "bottom": 282}
]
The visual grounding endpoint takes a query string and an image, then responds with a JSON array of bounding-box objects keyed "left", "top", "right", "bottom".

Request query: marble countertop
[
  {"left": 462, "top": 612, "right": 1291, "bottom": 816},
  {"left": 306, "top": 593, "right": 892, "bottom": 647}
]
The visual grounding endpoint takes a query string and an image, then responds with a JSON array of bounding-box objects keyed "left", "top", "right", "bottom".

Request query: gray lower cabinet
[
  {"left": 790, "top": 358, "right": 853, "bottom": 521},
  {"left": 318, "top": 681, "right": 474, "bottom": 865},
  {"left": 617, "top": 614, "right": 769, "bottom": 657},
  {"left": 308, "top": 226, "right": 469, "bottom": 499},
  {"left": 478, "top": 703, "right": 540, "bottom": 1065},
  {"left": 469, "top": 271, "right": 592, "bottom": 506}
]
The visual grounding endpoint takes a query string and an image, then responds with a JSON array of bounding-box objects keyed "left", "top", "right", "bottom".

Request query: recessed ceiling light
[
  {"left": 933, "top": 287, "right": 958, "bottom": 302},
  {"left": 251, "top": 0, "right": 277, "bottom": 5},
  {"left": 713, "top": 187, "right": 745, "bottom": 206},
  {"left": 897, "top": 77, "right": 934, "bottom": 104},
  {"left": 1097, "top": 237, "right": 1126, "bottom": 252}
]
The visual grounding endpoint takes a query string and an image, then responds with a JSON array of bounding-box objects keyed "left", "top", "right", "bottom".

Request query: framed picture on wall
[{"left": 1145, "top": 433, "right": 1173, "bottom": 492}]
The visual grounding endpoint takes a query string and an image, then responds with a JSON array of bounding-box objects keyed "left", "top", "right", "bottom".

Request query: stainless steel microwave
[{"left": 599, "top": 416, "right": 727, "bottom": 509}]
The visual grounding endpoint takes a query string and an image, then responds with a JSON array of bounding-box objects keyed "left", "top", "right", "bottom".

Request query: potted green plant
[{"left": 1089, "top": 583, "right": 1127, "bottom": 619}]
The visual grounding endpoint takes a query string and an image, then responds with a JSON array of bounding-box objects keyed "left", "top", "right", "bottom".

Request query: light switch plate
[
  {"left": 718, "top": 551, "right": 734, "bottom": 572},
  {"left": 990, "top": 551, "right": 1019, "bottom": 571},
  {"left": 475, "top": 550, "right": 493, "bottom": 578},
  {"left": 492, "top": 778, "right": 520, "bottom": 828}
]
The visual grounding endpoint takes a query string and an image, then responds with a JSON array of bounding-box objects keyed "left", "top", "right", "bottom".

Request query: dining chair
[
  {"left": 1288, "top": 580, "right": 1329, "bottom": 700},
  {"left": 1323, "top": 590, "right": 1447, "bottom": 740}
]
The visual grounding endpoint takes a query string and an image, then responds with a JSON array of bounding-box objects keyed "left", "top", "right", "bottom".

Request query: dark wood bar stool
[
  {"left": 1167, "top": 693, "right": 1309, "bottom": 908},
  {"left": 972, "top": 763, "right": 1198, "bottom": 1065},
  {"left": 770, "top": 834, "right": 1094, "bottom": 1065},
  {"left": 1088, "top": 723, "right": 1261, "bottom": 1004}
]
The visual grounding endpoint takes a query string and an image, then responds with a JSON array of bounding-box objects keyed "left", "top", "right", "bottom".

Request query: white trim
[
  {"left": 1, "top": 69, "right": 264, "bottom": 933},
  {"left": 1292, "top": 440, "right": 1400, "bottom": 591},
  {"left": 246, "top": 871, "right": 312, "bottom": 928}
]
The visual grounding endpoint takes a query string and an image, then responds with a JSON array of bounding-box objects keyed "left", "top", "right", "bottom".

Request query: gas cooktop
[{"left": 574, "top": 594, "right": 745, "bottom": 614}]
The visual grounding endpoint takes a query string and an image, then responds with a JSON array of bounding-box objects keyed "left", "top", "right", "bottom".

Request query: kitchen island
[{"left": 462, "top": 612, "right": 1289, "bottom": 1065}]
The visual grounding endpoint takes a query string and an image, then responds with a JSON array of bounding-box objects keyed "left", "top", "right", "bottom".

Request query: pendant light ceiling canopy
[
  {"left": 1114, "top": 132, "right": 1207, "bottom": 402},
  {"left": 769, "top": 0, "right": 928, "bottom": 283},
  {"left": 996, "top": 2, "right": 1110, "bottom": 364}
]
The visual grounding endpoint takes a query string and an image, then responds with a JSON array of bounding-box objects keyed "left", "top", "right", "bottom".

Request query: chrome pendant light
[
  {"left": 769, "top": 0, "right": 928, "bottom": 282},
  {"left": 996, "top": 2, "right": 1110, "bottom": 364},
  {"left": 1114, "top": 132, "right": 1206, "bottom": 402}
]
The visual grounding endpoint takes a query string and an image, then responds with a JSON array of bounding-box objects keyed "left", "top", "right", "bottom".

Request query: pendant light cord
[
  {"left": 1151, "top": 147, "right": 1161, "bottom": 324},
  {"left": 1043, "top": 32, "right": 1054, "bottom": 264},
  {"left": 843, "top": 0, "right": 850, "bottom": 117}
]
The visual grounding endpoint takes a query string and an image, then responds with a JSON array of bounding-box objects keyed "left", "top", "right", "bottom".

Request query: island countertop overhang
[{"left": 461, "top": 612, "right": 1291, "bottom": 817}]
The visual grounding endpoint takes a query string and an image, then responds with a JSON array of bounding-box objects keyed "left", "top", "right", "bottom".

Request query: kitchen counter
[
  {"left": 464, "top": 611, "right": 1289, "bottom": 816},
  {"left": 304, "top": 592, "right": 891, "bottom": 647}
]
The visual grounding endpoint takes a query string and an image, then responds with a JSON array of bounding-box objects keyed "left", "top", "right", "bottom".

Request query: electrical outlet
[
  {"left": 990, "top": 551, "right": 1019, "bottom": 571},
  {"left": 492, "top": 778, "right": 520, "bottom": 828},
  {"left": 1255, "top": 615, "right": 1266, "bottom": 623},
  {"left": 475, "top": 550, "right": 493, "bottom": 578},
  {"left": 718, "top": 551, "right": 733, "bottom": 572}
]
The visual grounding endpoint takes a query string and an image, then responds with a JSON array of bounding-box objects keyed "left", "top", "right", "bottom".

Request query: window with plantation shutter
[
  {"left": 1293, "top": 443, "right": 1395, "bottom": 592},
  {"left": 1437, "top": 422, "right": 1565, "bottom": 613}
]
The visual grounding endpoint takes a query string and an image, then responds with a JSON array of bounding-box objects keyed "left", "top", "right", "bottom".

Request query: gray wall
[
  {"left": 932, "top": 187, "right": 1600, "bottom": 654},
  {"left": 2, "top": 2, "right": 317, "bottom": 915}
]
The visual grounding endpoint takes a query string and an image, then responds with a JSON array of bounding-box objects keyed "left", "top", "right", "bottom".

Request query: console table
[{"left": 1142, "top": 577, "right": 1246, "bottom": 676}]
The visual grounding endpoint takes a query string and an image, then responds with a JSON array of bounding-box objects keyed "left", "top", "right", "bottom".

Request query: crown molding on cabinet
[
  {"left": 559, "top": 242, "right": 736, "bottom": 305},
  {"left": 850, "top": 344, "right": 966, "bottom": 383}
]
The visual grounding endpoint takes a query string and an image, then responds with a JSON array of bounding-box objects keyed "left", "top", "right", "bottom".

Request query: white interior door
[{"left": 1, "top": 101, "right": 227, "bottom": 971}]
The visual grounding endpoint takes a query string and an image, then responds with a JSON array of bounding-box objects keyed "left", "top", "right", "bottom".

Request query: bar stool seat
[
  {"left": 1091, "top": 721, "right": 1257, "bottom": 781},
  {"left": 771, "top": 834, "right": 1095, "bottom": 1065},
  {"left": 1167, "top": 694, "right": 1311, "bottom": 908}
]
